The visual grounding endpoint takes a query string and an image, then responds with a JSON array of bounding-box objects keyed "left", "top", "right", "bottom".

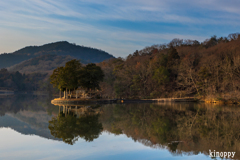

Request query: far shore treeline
[
  {"left": 99, "top": 33, "right": 240, "bottom": 100},
  {"left": 1, "top": 33, "right": 240, "bottom": 100}
]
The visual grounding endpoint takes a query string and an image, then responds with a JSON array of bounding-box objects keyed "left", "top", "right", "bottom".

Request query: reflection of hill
[
  {"left": 99, "top": 103, "right": 240, "bottom": 159},
  {"left": 0, "top": 113, "right": 58, "bottom": 140},
  {"left": 8, "top": 111, "right": 52, "bottom": 130},
  {"left": 0, "top": 94, "right": 60, "bottom": 140}
]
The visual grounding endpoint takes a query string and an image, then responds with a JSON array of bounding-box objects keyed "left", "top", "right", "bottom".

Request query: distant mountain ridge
[
  {"left": 0, "top": 41, "right": 114, "bottom": 69},
  {"left": 7, "top": 55, "right": 78, "bottom": 74}
]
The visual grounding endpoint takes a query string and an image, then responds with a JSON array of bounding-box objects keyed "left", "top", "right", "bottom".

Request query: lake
[{"left": 0, "top": 94, "right": 239, "bottom": 160}]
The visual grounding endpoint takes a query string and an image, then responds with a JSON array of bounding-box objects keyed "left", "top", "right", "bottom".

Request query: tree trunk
[
  {"left": 69, "top": 89, "right": 71, "bottom": 99},
  {"left": 66, "top": 88, "right": 68, "bottom": 99},
  {"left": 189, "top": 69, "right": 199, "bottom": 95}
]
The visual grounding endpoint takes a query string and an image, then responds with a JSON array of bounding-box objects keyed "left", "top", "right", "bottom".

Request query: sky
[{"left": 0, "top": 0, "right": 240, "bottom": 57}]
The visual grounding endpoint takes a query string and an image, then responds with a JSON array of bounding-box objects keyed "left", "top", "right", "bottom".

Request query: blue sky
[{"left": 0, "top": 0, "right": 240, "bottom": 57}]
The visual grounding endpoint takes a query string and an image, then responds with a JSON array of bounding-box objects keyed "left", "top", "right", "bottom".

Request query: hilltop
[{"left": 0, "top": 41, "right": 114, "bottom": 69}]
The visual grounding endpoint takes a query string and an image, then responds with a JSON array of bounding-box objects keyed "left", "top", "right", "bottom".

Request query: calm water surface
[{"left": 0, "top": 94, "right": 239, "bottom": 160}]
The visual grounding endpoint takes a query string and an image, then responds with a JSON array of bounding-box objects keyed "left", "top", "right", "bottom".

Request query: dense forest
[
  {"left": 99, "top": 33, "right": 240, "bottom": 100},
  {"left": 0, "top": 68, "right": 52, "bottom": 92},
  {"left": 0, "top": 41, "right": 114, "bottom": 69}
]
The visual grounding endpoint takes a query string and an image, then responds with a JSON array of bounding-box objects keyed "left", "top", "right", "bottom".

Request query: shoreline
[
  {"left": 51, "top": 98, "right": 118, "bottom": 105},
  {"left": 51, "top": 97, "right": 199, "bottom": 105},
  {"left": 51, "top": 97, "right": 240, "bottom": 105}
]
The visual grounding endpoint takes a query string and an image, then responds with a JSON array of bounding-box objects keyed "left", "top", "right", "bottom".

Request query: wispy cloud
[{"left": 0, "top": 0, "right": 239, "bottom": 56}]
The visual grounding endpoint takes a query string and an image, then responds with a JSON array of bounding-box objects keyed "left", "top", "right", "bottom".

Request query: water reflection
[
  {"left": 1, "top": 95, "right": 240, "bottom": 159},
  {"left": 50, "top": 103, "right": 240, "bottom": 159},
  {"left": 99, "top": 103, "right": 240, "bottom": 159},
  {"left": 0, "top": 94, "right": 59, "bottom": 139},
  {"left": 48, "top": 105, "right": 103, "bottom": 145}
]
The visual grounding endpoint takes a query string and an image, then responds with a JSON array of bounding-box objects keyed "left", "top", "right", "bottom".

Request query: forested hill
[
  {"left": 99, "top": 33, "right": 240, "bottom": 99},
  {"left": 7, "top": 54, "right": 79, "bottom": 74},
  {"left": 0, "top": 41, "right": 114, "bottom": 69}
]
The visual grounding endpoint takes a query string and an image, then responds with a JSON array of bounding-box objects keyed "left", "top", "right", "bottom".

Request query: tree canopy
[
  {"left": 50, "top": 59, "right": 82, "bottom": 91},
  {"left": 50, "top": 60, "right": 104, "bottom": 92},
  {"left": 79, "top": 63, "right": 104, "bottom": 91}
]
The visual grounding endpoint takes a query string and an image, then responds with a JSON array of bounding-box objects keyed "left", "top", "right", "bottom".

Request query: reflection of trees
[
  {"left": 48, "top": 106, "right": 103, "bottom": 145},
  {"left": 0, "top": 94, "right": 58, "bottom": 116},
  {"left": 99, "top": 103, "right": 240, "bottom": 158}
]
